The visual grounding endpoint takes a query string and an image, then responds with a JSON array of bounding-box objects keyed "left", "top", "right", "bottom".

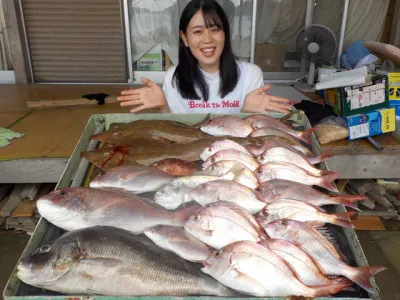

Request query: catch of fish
[{"left": 18, "top": 113, "right": 385, "bottom": 298}]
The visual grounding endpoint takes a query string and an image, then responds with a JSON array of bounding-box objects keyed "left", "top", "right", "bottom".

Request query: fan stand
[{"left": 307, "top": 42, "right": 320, "bottom": 86}]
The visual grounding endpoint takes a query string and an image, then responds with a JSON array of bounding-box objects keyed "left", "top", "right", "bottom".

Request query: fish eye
[
  {"left": 255, "top": 169, "right": 262, "bottom": 175},
  {"left": 259, "top": 210, "right": 267, "bottom": 217},
  {"left": 59, "top": 190, "right": 66, "bottom": 196},
  {"left": 280, "top": 219, "right": 288, "bottom": 226},
  {"left": 39, "top": 244, "right": 51, "bottom": 253},
  {"left": 192, "top": 215, "right": 201, "bottom": 222},
  {"left": 208, "top": 147, "right": 213, "bottom": 152},
  {"left": 260, "top": 155, "right": 265, "bottom": 161},
  {"left": 214, "top": 250, "right": 223, "bottom": 258}
]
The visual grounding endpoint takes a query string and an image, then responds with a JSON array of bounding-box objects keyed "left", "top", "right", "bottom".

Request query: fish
[
  {"left": 184, "top": 201, "right": 265, "bottom": 249},
  {"left": 91, "top": 119, "right": 210, "bottom": 145},
  {"left": 263, "top": 219, "right": 386, "bottom": 293},
  {"left": 259, "top": 179, "right": 364, "bottom": 210},
  {"left": 187, "top": 180, "right": 266, "bottom": 214},
  {"left": 201, "top": 160, "right": 259, "bottom": 189},
  {"left": 200, "top": 115, "right": 253, "bottom": 137},
  {"left": 37, "top": 187, "right": 201, "bottom": 233},
  {"left": 257, "top": 147, "right": 332, "bottom": 177},
  {"left": 200, "top": 139, "right": 252, "bottom": 161},
  {"left": 154, "top": 174, "right": 233, "bottom": 210},
  {"left": 153, "top": 158, "right": 197, "bottom": 176},
  {"left": 258, "top": 239, "right": 351, "bottom": 287},
  {"left": 202, "top": 240, "right": 350, "bottom": 297},
  {"left": 256, "top": 199, "right": 355, "bottom": 228},
  {"left": 255, "top": 162, "right": 340, "bottom": 193},
  {"left": 245, "top": 137, "right": 314, "bottom": 157},
  {"left": 17, "top": 226, "right": 236, "bottom": 296},
  {"left": 144, "top": 225, "right": 212, "bottom": 262},
  {"left": 89, "top": 165, "right": 174, "bottom": 193},
  {"left": 250, "top": 126, "right": 312, "bottom": 145},
  {"left": 245, "top": 114, "right": 314, "bottom": 145},
  {"left": 202, "top": 149, "right": 259, "bottom": 171},
  {"left": 82, "top": 137, "right": 223, "bottom": 169}
]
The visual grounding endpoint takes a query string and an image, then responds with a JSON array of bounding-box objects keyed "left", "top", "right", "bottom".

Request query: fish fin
[
  {"left": 192, "top": 113, "right": 212, "bottom": 128},
  {"left": 349, "top": 266, "right": 386, "bottom": 293},
  {"left": 328, "top": 197, "right": 361, "bottom": 211},
  {"left": 299, "top": 128, "right": 316, "bottom": 145},
  {"left": 311, "top": 280, "right": 354, "bottom": 297},
  {"left": 309, "top": 146, "right": 334, "bottom": 164},
  {"left": 335, "top": 212, "right": 358, "bottom": 220},
  {"left": 319, "top": 172, "right": 340, "bottom": 193},
  {"left": 91, "top": 132, "right": 111, "bottom": 142},
  {"left": 330, "top": 215, "right": 355, "bottom": 228}
]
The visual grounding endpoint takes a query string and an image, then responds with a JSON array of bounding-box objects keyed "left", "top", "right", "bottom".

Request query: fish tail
[
  {"left": 333, "top": 195, "right": 368, "bottom": 202},
  {"left": 309, "top": 146, "right": 334, "bottom": 164},
  {"left": 330, "top": 212, "right": 356, "bottom": 228},
  {"left": 347, "top": 266, "right": 386, "bottom": 293},
  {"left": 299, "top": 128, "right": 316, "bottom": 145},
  {"left": 319, "top": 172, "right": 340, "bottom": 193},
  {"left": 331, "top": 199, "right": 361, "bottom": 211},
  {"left": 310, "top": 280, "right": 352, "bottom": 296}
]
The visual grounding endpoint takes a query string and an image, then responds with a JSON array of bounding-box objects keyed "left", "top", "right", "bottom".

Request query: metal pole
[
  {"left": 301, "top": 0, "right": 315, "bottom": 75},
  {"left": 336, "top": 0, "right": 349, "bottom": 67},
  {"left": 18, "top": 0, "right": 34, "bottom": 82},
  {"left": 123, "top": 0, "right": 134, "bottom": 83},
  {"left": 250, "top": 0, "right": 257, "bottom": 63}
]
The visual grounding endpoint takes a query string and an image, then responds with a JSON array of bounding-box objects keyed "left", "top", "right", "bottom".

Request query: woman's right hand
[{"left": 117, "top": 77, "right": 169, "bottom": 113}]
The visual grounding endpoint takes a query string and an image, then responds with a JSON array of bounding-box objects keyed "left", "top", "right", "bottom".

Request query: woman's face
[{"left": 180, "top": 9, "right": 225, "bottom": 74}]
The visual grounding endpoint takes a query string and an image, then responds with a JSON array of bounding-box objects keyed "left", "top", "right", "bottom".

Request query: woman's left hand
[{"left": 242, "top": 85, "right": 293, "bottom": 114}]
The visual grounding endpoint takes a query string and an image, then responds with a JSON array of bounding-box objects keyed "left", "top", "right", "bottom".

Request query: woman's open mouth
[{"left": 201, "top": 47, "right": 216, "bottom": 57}]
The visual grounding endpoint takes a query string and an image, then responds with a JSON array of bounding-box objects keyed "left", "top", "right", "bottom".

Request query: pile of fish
[{"left": 18, "top": 114, "right": 386, "bottom": 297}]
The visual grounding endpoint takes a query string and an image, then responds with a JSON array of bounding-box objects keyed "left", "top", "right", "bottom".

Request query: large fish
[
  {"left": 250, "top": 126, "right": 309, "bottom": 145},
  {"left": 184, "top": 201, "right": 266, "bottom": 249},
  {"left": 91, "top": 119, "right": 210, "bottom": 145},
  {"left": 256, "top": 199, "right": 355, "bottom": 228},
  {"left": 17, "top": 226, "right": 236, "bottom": 296},
  {"left": 263, "top": 219, "right": 386, "bottom": 293},
  {"left": 89, "top": 165, "right": 174, "bottom": 193},
  {"left": 37, "top": 187, "right": 200, "bottom": 233},
  {"left": 154, "top": 174, "right": 232, "bottom": 210},
  {"left": 258, "top": 239, "right": 351, "bottom": 287},
  {"left": 259, "top": 179, "right": 364, "bottom": 210},
  {"left": 188, "top": 180, "right": 265, "bottom": 214},
  {"left": 202, "top": 240, "right": 349, "bottom": 297},
  {"left": 245, "top": 114, "right": 314, "bottom": 145},
  {"left": 255, "top": 162, "right": 340, "bottom": 193},
  {"left": 144, "top": 225, "right": 212, "bottom": 262},
  {"left": 200, "top": 115, "right": 253, "bottom": 137}
]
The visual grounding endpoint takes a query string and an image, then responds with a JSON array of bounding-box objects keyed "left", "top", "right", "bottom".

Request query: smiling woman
[{"left": 118, "top": 0, "right": 293, "bottom": 114}]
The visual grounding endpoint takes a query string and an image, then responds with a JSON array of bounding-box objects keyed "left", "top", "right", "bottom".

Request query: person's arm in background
[
  {"left": 241, "top": 64, "right": 292, "bottom": 114},
  {"left": 117, "top": 77, "right": 170, "bottom": 113}
]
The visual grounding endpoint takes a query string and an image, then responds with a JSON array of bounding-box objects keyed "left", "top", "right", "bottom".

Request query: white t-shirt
[{"left": 162, "top": 61, "right": 263, "bottom": 113}]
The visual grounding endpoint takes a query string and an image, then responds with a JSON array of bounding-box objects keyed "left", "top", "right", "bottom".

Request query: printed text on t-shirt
[{"left": 188, "top": 100, "right": 240, "bottom": 109}]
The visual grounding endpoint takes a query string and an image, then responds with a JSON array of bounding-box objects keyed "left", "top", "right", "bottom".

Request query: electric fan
[{"left": 296, "top": 24, "right": 337, "bottom": 86}]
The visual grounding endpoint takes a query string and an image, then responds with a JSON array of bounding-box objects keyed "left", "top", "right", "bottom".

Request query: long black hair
[{"left": 173, "top": 0, "right": 239, "bottom": 101}]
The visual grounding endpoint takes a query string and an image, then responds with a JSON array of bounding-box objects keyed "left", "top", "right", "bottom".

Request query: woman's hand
[
  {"left": 242, "top": 85, "right": 293, "bottom": 114},
  {"left": 117, "top": 77, "right": 169, "bottom": 113}
]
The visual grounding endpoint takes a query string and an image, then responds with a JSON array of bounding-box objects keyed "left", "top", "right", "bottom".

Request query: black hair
[{"left": 173, "top": 0, "right": 239, "bottom": 101}]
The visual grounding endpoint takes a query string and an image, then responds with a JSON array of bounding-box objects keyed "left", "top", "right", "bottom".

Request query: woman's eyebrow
[{"left": 191, "top": 25, "right": 205, "bottom": 29}]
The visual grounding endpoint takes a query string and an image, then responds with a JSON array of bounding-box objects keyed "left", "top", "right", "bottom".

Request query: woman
[{"left": 118, "top": 0, "right": 292, "bottom": 114}]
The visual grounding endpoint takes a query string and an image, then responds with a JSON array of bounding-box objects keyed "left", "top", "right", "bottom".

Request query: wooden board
[
  {"left": 352, "top": 216, "right": 386, "bottom": 231},
  {"left": 0, "top": 112, "right": 30, "bottom": 128}
]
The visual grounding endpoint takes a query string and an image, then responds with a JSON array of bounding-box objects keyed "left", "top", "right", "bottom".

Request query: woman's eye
[
  {"left": 193, "top": 30, "right": 202, "bottom": 35},
  {"left": 211, "top": 27, "right": 220, "bottom": 32}
]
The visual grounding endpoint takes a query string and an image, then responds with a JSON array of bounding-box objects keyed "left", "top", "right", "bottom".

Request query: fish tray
[{"left": 3, "top": 113, "right": 381, "bottom": 300}]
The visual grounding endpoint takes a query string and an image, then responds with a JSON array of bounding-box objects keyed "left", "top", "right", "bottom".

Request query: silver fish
[
  {"left": 144, "top": 225, "right": 212, "bottom": 262},
  {"left": 202, "top": 240, "right": 349, "bottom": 297},
  {"left": 188, "top": 180, "right": 265, "bottom": 214},
  {"left": 245, "top": 138, "right": 313, "bottom": 157},
  {"left": 202, "top": 149, "right": 259, "bottom": 171},
  {"left": 263, "top": 219, "right": 386, "bottom": 293},
  {"left": 154, "top": 174, "right": 233, "bottom": 210},
  {"left": 89, "top": 165, "right": 174, "bottom": 193},
  {"left": 37, "top": 187, "right": 200, "bottom": 233},
  {"left": 17, "top": 226, "right": 236, "bottom": 296}
]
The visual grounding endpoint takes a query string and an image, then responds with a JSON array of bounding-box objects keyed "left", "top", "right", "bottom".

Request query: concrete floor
[{"left": 0, "top": 230, "right": 399, "bottom": 300}]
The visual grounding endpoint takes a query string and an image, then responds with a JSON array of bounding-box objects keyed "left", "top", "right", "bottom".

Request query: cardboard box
[
  {"left": 389, "top": 73, "right": 400, "bottom": 116},
  {"left": 137, "top": 44, "right": 163, "bottom": 71},
  {"left": 335, "top": 74, "right": 389, "bottom": 117},
  {"left": 254, "top": 44, "right": 287, "bottom": 72},
  {"left": 346, "top": 108, "right": 396, "bottom": 140}
]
